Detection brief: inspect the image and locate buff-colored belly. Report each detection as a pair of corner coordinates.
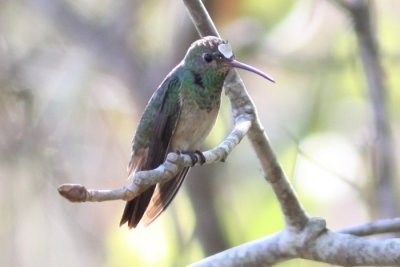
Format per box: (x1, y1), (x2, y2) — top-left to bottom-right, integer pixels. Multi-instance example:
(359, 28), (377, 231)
(169, 103), (219, 151)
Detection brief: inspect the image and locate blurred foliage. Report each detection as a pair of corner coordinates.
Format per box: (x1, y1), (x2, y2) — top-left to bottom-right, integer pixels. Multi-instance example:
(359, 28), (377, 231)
(238, 0), (296, 28)
(1, 0), (399, 267)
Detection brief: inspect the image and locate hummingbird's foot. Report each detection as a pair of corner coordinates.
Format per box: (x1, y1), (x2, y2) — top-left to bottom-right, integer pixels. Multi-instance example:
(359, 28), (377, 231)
(187, 152), (198, 167)
(177, 150), (201, 166)
(194, 150), (206, 165)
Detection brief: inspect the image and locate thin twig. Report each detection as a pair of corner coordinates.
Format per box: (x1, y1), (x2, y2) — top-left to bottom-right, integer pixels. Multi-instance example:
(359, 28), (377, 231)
(339, 217), (400, 236)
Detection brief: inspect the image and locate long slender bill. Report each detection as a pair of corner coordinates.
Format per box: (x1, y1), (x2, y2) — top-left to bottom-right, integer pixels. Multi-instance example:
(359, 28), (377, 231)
(228, 60), (275, 83)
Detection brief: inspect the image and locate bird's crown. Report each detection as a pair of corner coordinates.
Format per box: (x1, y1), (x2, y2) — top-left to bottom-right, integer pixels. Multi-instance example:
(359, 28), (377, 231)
(188, 36), (233, 60)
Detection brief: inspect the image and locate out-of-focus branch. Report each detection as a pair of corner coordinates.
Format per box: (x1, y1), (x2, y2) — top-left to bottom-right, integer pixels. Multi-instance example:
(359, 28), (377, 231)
(332, 0), (398, 217)
(339, 217), (400, 236)
(58, 120), (251, 202)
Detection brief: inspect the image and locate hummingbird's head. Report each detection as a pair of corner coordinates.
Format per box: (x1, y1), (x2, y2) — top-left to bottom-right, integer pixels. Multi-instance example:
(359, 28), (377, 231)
(184, 36), (275, 83)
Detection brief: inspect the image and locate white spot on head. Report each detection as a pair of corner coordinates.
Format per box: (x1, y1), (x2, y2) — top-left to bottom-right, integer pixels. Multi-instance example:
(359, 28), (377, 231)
(218, 43), (233, 59)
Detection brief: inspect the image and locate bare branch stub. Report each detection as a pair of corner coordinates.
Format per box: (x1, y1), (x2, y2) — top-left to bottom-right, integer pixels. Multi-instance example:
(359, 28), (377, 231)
(58, 184), (88, 202)
(57, 184), (138, 202)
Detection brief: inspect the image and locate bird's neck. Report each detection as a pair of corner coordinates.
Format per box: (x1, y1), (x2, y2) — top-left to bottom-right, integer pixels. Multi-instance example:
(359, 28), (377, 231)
(180, 68), (227, 111)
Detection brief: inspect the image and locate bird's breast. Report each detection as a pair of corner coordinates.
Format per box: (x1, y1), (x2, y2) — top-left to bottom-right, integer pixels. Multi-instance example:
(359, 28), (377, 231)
(169, 99), (219, 151)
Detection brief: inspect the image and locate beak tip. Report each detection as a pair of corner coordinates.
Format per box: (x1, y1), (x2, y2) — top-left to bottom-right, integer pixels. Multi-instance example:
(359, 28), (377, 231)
(264, 75), (275, 84)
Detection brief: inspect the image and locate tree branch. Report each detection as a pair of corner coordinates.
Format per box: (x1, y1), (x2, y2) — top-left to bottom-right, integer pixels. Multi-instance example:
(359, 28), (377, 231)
(58, 119), (251, 202)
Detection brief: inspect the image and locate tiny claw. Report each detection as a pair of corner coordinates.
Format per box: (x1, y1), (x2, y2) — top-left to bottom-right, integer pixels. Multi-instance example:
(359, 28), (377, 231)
(180, 150), (198, 167)
(58, 184), (88, 202)
(188, 153), (198, 167)
(194, 150), (206, 165)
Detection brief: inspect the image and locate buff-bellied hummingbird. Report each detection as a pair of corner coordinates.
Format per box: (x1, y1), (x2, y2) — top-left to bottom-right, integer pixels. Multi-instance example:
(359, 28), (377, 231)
(120, 36), (274, 229)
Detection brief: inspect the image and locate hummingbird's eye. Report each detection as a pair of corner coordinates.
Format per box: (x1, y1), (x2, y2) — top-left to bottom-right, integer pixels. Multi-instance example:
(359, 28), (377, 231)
(202, 53), (213, 63)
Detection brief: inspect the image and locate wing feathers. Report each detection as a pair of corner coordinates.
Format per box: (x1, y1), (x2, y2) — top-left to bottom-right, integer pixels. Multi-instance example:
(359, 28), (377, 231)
(120, 71), (185, 228)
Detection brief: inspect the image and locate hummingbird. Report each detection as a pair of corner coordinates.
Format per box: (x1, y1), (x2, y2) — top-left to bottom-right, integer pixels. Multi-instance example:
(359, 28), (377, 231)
(120, 36), (274, 229)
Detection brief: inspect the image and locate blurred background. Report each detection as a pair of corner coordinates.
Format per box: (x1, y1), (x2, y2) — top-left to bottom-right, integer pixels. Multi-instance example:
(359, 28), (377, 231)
(1, 0), (399, 266)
